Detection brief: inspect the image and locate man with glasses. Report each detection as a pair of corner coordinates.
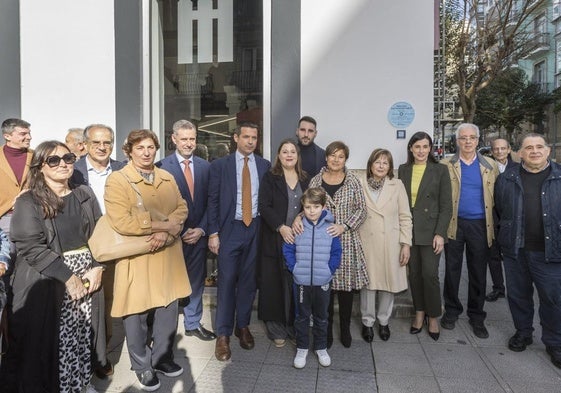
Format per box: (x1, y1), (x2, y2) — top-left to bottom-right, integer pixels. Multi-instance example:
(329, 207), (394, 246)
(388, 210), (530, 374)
(440, 123), (498, 339)
(71, 124), (124, 380)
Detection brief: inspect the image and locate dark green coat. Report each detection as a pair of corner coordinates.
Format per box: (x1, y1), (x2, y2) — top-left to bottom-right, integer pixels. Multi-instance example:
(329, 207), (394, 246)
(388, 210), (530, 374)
(398, 162), (452, 245)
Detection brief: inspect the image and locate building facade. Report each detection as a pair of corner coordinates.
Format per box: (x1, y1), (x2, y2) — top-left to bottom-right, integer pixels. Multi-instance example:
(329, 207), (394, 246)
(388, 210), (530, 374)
(0, 0), (433, 167)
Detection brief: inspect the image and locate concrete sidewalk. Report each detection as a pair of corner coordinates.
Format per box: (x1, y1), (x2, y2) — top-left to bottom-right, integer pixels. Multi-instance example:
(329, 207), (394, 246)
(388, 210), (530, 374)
(94, 264), (561, 393)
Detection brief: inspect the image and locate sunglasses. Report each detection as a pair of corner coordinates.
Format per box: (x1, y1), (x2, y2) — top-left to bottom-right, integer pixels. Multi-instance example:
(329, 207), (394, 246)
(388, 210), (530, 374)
(45, 153), (77, 168)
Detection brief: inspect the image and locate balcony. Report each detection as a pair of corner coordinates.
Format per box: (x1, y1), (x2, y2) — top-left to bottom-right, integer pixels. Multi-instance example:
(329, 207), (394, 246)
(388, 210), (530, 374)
(505, 9), (521, 33)
(522, 32), (551, 59)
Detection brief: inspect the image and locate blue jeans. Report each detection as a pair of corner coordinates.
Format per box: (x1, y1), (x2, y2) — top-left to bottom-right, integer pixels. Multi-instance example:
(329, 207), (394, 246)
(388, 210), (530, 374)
(503, 250), (561, 347)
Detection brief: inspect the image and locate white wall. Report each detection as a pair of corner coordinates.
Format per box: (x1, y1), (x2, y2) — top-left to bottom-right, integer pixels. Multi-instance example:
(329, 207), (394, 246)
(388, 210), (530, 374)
(20, 0), (116, 146)
(301, 0), (434, 169)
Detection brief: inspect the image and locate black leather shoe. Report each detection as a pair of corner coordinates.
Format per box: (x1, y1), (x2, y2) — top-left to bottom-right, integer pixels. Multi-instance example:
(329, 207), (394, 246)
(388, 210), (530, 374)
(362, 324), (374, 343)
(485, 290), (505, 302)
(136, 370), (160, 392)
(154, 361), (183, 377)
(508, 333), (533, 352)
(440, 314), (457, 330)
(469, 320), (489, 339)
(185, 325), (217, 341)
(94, 360), (114, 379)
(546, 346), (561, 369)
(378, 324), (390, 341)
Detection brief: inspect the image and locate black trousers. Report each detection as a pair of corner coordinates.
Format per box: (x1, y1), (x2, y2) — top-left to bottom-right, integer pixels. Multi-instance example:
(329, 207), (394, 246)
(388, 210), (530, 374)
(443, 218), (489, 322)
(488, 240), (505, 293)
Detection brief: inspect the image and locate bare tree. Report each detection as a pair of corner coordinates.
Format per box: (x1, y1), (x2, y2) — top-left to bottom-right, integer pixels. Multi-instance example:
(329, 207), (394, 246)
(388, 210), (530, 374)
(445, 0), (547, 123)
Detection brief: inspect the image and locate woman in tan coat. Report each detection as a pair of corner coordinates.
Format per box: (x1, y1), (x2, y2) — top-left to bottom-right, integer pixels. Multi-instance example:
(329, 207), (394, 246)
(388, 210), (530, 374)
(104, 130), (190, 391)
(358, 149), (412, 342)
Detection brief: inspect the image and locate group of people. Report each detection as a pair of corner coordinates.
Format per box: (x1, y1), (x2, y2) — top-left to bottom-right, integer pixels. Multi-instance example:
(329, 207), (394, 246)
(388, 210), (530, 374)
(0, 115), (559, 393)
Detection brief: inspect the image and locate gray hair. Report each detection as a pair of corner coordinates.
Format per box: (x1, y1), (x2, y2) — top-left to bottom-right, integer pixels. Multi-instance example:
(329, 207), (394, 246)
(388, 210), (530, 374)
(172, 119), (196, 134)
(491, 138), (510, 148)
(2, 118), (31, 135)
(455, 123), (480, 139)
(83, 124), (115, 142)
(519, 132), (549, 146)
(66, 128), (85, 142)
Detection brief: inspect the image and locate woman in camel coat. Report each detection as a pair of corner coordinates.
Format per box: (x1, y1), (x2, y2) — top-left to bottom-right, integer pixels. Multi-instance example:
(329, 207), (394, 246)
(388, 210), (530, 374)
(103, 129), (190, 390)
(358, 148), (412, 343)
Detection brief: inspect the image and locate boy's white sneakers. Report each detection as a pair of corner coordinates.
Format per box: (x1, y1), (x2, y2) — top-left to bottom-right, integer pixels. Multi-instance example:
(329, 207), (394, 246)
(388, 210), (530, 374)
(293, 348), (308, 369)
(315, 349), (331, 367)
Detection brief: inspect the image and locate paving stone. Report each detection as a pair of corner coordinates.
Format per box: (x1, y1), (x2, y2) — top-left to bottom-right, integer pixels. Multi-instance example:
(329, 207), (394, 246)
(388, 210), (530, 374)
(253, 363), (318, 393)
(437, 376), (505, 393)
(424, 344), (496, 381)
(377, 373), (440, 393)
(316, 368), (377, 393)
(373, 342), (433, 376)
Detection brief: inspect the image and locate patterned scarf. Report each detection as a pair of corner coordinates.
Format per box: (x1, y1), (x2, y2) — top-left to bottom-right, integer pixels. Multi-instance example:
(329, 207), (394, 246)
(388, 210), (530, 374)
(367, 176), (385, 191)
(137, 169), (154, 184)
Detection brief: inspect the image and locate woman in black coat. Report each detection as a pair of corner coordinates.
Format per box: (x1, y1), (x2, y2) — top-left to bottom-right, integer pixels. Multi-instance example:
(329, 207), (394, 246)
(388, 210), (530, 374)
(4, 141), (103, 393)
(257, 138), (308, 348)
(398, 132), (452, 341)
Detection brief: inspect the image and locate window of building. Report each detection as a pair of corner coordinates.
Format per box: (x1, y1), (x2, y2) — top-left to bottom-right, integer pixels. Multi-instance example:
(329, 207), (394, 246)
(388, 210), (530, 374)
(152, 0), (263, 159)
(533, 60), (547, 92)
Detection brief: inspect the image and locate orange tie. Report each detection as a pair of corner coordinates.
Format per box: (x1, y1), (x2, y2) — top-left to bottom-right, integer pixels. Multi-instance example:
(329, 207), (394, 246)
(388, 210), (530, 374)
(183, 159), (194, 200)
(242, 156), (252, 226)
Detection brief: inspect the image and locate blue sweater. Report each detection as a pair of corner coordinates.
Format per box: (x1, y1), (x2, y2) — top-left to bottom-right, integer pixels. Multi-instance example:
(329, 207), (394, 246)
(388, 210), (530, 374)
(283, 210), (342, 286)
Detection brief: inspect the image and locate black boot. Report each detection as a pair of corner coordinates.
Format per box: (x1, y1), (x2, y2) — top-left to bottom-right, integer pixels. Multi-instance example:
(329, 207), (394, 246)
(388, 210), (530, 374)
(338, 291), (354, 348)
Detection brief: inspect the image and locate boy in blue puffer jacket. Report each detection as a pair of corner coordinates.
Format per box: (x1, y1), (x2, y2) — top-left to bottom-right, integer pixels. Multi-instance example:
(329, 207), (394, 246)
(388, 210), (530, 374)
(283, 187), (342, 369)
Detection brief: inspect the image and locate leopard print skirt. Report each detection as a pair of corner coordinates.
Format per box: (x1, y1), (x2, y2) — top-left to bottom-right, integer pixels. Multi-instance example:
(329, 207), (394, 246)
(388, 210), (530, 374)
(59, 248), (93, 393)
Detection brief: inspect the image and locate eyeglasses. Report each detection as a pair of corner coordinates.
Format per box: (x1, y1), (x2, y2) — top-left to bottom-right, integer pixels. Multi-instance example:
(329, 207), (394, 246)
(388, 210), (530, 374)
(457, 136), (478, 142)
(45, 153), (77, 167)
(88, 140), (113, 148)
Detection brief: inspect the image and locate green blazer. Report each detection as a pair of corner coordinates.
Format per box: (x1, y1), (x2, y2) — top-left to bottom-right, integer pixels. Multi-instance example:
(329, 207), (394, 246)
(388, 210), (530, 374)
(398, 161), (452, 245)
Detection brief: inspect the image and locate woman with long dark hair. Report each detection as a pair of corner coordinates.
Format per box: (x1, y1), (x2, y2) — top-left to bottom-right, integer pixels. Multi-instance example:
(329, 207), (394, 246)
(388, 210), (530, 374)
(398, 132), (452, 340)
(7, 140), (102, 393)
(258, 138), (308, 347)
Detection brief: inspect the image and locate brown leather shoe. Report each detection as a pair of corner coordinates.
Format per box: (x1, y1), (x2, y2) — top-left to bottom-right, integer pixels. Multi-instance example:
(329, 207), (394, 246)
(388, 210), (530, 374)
(234, 326), (255, 350)
(215, 336), (231, 361)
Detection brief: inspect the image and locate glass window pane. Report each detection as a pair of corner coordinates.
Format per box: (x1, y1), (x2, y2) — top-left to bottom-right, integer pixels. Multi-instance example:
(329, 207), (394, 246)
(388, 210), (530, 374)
(155, 0), (263, 159)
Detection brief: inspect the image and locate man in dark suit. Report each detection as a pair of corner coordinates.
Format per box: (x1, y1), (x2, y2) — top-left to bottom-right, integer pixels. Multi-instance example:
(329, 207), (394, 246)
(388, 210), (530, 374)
(208, 122), (271, 361)
(156, 119), (216, 341)
(71, 124), (124, 379)
(486, 138), (517, 302)
(296, 116), (326, 178)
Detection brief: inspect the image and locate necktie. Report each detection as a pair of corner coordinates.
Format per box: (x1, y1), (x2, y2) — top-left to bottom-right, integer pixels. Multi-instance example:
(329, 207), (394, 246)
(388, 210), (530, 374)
(183, 159), (194, 200)
(242, 156), (252, 226)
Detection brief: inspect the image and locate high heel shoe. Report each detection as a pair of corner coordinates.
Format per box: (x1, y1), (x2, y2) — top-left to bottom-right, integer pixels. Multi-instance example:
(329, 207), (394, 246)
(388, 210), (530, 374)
(410, 315), (426, 335)
(428, 331), (440, 341)
(410, 325), (423, 334)
(427, 317), (440, 341)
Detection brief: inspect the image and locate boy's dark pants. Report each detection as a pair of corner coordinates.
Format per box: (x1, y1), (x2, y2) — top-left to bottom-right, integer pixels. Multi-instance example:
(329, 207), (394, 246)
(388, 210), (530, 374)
(294, 283), (330, 350)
